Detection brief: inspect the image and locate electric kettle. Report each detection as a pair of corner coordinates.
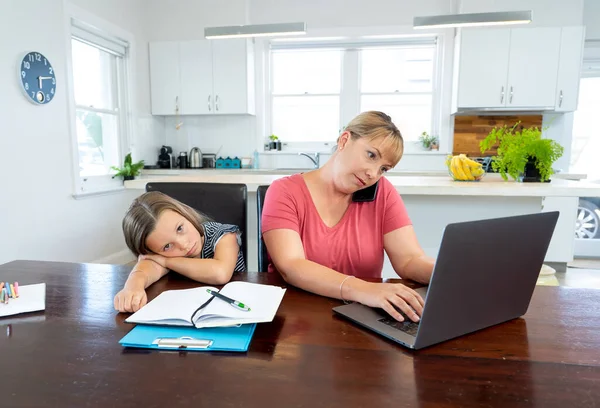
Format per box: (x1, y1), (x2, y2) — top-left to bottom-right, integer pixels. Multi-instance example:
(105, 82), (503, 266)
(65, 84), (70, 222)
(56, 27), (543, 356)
(189, 147), (203, 168)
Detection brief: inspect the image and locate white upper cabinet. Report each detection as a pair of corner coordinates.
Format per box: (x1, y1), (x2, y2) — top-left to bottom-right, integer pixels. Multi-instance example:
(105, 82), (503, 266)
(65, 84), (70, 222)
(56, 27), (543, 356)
(506, 28), (561, 109)
(453, 26), (584, 112)
(149, 42), (181, 115)
(149, 39), (255, 115)
(554, 26), (586, 112)
(456, 29), (511, 109)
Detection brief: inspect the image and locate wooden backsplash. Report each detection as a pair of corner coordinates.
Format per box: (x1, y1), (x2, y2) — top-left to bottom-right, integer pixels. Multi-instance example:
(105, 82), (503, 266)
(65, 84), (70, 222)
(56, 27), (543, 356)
(453, 115), (543, 156)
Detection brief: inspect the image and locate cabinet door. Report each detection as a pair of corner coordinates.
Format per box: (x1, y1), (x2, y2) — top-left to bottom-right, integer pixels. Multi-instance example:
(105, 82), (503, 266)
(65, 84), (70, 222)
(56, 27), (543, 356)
(555, 27), (585, 112)
(149, 42), (181, 115)
(457, 29), (510, 109)
(506, 28), (561, 108)
(180, 41), (214, 115)
(211, 39), (253, 114)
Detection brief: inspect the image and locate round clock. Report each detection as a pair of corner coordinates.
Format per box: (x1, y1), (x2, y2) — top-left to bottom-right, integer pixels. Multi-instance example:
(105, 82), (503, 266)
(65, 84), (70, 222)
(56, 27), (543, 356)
(19, 51), (56, 105)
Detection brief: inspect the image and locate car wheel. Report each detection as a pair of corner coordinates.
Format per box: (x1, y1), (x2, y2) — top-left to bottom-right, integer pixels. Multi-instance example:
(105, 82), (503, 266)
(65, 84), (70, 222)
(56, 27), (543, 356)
(575, 200), (600, 239)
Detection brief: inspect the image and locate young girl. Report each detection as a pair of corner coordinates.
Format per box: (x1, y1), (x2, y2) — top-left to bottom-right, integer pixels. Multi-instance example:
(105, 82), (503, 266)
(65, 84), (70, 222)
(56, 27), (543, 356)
(113, 191), (246, 313)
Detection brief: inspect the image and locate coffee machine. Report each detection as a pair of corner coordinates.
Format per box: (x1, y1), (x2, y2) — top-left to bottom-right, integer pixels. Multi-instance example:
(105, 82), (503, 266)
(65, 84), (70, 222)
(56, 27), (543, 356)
(157, 145), (174, 168)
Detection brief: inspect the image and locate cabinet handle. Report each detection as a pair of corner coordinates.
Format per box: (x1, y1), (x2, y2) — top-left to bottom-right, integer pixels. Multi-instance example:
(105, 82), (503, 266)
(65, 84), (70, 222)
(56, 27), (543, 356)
(175, 96), (179, 114)
(559, 90), (563, 107)
(509, 86), (513, 104)
(208, 95), (211, 111)
(500, 86), (504, 104)
(215, 95), (219, 111)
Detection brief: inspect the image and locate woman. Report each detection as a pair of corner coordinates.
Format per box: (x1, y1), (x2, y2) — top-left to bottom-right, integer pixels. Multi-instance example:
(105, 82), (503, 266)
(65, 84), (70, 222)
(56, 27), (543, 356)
(114, 191), (245, 313)
(261, 111), (434, 323)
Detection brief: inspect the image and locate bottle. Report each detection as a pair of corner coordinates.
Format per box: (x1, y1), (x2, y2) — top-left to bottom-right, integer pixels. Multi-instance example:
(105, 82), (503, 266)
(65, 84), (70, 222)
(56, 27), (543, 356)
(252, 150), (259, 169)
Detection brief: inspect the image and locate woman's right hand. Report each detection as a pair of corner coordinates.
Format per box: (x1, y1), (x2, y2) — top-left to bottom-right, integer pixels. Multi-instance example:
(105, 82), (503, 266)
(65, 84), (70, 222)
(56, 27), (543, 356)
(114, 287), (148, 313)
(354, 282), (425, 323)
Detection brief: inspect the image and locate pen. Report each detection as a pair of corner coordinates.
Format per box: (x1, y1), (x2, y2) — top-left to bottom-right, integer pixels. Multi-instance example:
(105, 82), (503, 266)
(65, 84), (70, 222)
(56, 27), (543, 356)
(206, 289), (251, 311)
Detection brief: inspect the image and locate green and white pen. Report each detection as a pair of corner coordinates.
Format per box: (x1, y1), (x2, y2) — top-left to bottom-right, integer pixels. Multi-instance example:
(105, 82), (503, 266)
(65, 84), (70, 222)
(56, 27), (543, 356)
(206, 289), (251, 311)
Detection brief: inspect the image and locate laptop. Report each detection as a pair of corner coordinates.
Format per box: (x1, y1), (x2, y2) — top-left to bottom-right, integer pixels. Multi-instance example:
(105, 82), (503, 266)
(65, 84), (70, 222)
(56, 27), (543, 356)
(333, 211), (559, 350)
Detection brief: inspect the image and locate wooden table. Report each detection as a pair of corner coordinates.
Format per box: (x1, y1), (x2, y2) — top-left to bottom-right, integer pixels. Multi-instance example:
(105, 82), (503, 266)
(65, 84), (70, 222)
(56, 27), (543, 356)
(0, 260), (599, 407)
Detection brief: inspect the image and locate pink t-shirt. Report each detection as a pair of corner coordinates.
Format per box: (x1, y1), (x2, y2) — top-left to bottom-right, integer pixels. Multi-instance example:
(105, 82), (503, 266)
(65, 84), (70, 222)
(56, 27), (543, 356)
(261, 174), (412, 278)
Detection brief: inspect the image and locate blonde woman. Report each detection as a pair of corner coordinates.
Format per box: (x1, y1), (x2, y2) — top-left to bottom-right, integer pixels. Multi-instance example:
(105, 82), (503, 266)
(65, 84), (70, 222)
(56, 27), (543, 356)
(262, 111), (434, 323)
(114, 191), (245, 313)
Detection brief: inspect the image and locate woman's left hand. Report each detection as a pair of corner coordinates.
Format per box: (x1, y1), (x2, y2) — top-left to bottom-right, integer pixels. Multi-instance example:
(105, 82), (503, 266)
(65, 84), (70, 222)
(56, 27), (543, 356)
(138, 254), (167, 268)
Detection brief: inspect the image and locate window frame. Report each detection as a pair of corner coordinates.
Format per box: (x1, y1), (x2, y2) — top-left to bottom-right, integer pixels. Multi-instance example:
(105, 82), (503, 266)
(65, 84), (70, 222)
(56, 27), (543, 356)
(64, 5), (136, 198)
(264, 30), (448, 154)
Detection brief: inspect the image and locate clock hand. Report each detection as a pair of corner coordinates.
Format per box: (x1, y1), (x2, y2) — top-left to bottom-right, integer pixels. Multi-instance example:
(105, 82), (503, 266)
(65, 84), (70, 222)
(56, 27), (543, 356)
(38, 76), (42, 89)
(39, 76), (52, 89)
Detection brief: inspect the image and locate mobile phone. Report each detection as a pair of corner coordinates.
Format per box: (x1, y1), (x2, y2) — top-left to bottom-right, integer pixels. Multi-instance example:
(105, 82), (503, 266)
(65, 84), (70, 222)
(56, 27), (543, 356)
(352, 181), (379, 202)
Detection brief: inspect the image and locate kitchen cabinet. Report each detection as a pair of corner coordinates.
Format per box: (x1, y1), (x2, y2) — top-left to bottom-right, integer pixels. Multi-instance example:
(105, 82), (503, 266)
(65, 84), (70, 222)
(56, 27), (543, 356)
(453, 26), (584, 112)
(149, 39), (255, 115)
(554, 26), (586, 112)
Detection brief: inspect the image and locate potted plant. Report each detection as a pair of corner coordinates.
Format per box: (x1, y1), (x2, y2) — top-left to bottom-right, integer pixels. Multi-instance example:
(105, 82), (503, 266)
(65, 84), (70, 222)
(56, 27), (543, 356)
(268, 134), (281, 151)
(419, 131), (438, 150)
(111, 153), (145, 181)
(479, 122), (564, 182)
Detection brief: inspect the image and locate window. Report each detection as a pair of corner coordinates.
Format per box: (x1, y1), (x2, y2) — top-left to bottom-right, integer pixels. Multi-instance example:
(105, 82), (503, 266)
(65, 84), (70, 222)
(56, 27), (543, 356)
(68, 19), (131, 194)
(570, 61), (600, 181)
(269, 37), (438, 148)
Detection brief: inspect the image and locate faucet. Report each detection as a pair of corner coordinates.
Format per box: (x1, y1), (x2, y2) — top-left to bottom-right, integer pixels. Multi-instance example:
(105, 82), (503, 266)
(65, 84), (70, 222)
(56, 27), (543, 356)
(298, 152), (320, 169)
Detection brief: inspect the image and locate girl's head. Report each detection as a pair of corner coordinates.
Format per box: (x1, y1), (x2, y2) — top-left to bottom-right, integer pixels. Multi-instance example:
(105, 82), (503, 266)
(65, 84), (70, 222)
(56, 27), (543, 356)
(123, 191), (210, 258)
(330, 111), (404, 194)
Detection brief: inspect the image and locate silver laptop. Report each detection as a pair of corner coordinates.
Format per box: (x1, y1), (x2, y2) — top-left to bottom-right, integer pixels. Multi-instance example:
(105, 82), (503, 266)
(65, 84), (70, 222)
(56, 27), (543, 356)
(333, 211), (559, 350)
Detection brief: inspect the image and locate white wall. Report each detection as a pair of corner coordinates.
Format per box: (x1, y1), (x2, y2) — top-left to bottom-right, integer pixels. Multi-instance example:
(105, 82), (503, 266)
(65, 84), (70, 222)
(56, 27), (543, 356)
(0, 0), (155, 266)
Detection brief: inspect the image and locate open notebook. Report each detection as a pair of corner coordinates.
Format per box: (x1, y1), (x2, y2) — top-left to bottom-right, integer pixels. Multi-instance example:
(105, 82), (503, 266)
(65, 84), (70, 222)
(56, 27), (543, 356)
(125, 281), (286, 328)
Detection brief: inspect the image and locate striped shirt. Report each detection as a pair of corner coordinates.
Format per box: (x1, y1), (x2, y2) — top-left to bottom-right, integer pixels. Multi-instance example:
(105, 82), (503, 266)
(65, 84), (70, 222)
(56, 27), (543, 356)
(199, 222), (246, 272)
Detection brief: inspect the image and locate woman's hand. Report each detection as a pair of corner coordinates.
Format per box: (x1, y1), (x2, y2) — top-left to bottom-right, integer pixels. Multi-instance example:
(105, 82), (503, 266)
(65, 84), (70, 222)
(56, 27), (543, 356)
(354, 282), (425, 323)
(138, 253), (167, 268)
(114, 287), (148, 313)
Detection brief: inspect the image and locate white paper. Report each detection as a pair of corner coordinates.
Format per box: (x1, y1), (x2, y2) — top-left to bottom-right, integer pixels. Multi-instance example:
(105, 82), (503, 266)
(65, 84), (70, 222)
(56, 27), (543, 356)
(194, 281), (286, 328)
(125, 286), (217, 325)
(0, 283), (46, 318)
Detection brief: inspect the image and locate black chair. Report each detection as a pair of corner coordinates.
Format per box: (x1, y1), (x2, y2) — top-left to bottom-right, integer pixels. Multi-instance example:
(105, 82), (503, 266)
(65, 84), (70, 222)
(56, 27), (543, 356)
(146, 182), (248, 265)
(256, 185), (270, 272)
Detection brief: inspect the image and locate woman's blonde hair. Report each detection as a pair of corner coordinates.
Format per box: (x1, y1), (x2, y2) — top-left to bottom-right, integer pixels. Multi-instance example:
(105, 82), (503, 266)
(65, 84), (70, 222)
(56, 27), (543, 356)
(339, 111), (404, 165)
(122, 191), (211, 256)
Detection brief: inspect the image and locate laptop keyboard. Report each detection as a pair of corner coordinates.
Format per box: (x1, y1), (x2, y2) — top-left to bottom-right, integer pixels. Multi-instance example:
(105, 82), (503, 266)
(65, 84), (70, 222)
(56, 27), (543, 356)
(376, 309), (420, 336)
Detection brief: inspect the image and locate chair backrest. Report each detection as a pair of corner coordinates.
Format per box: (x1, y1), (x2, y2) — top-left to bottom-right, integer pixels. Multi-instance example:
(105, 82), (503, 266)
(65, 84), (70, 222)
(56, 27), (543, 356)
(256, 185), (270, 272)
(145, 182), (248, 264)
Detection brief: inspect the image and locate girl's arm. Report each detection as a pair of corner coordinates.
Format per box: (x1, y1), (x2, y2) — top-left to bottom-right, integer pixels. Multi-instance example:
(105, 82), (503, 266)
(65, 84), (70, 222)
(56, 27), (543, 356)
(142, 232), (240, 285)
(114, 258), (168, 312)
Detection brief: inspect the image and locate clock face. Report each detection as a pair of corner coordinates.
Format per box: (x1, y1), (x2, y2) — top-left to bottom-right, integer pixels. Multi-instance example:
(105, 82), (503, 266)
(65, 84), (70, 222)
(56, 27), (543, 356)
(20, 51), (56, 105)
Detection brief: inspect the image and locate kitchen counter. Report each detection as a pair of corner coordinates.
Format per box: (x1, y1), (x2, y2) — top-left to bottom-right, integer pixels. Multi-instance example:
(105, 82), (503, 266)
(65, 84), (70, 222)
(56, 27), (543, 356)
(127, 171), (600, 197)
(124, 171), (598, 274)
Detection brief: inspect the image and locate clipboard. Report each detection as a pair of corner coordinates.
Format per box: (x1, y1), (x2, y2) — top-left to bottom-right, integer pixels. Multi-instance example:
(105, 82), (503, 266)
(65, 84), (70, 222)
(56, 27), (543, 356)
(119, 323), (257, 352)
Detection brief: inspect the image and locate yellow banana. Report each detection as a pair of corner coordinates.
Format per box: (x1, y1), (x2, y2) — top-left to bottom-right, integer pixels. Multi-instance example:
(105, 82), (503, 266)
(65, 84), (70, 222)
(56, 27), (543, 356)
(458, 156), (475, 180)
(451, 156), (469, 180)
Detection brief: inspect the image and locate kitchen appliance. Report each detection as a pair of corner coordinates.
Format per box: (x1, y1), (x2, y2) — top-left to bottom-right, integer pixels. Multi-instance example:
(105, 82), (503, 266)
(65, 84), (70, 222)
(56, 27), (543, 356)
(189, 147), (203, 168)
(177, 152), (188, 169)
(202, 153), (216, 168)
(157, 145), (173, 169)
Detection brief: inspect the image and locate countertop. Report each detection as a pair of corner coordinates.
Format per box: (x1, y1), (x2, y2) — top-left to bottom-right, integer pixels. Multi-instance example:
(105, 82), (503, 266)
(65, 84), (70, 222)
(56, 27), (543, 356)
(125, 170), (600, 197)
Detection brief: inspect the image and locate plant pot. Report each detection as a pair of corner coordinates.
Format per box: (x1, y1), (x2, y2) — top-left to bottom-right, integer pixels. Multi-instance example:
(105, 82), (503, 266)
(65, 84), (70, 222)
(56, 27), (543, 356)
(523, 158), (550, 183)
(275, 140), (282, 151)
(124, 175), (135, 181)
(269, 141), (277, 151)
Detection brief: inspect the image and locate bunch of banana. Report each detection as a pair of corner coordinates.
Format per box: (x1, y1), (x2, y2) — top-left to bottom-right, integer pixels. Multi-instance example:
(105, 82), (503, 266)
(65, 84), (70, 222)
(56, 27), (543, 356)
(446, 154), (485, 181)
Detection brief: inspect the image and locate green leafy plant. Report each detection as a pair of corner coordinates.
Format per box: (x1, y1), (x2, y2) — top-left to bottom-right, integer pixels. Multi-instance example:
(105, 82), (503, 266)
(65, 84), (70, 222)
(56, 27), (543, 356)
(479, 122), (564, 182)
(268, 134), (279, 141)
(111, 153), (144, 179)
(419, 131), (438, 149)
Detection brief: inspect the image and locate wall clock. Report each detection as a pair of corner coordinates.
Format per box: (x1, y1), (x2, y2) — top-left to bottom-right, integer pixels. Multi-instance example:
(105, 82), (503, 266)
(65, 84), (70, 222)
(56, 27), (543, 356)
(19, 51), (56, 105)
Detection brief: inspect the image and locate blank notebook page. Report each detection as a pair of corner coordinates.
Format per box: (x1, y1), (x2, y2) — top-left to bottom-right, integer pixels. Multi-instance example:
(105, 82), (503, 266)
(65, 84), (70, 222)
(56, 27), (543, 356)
(128, 286), (216, 324)
(0, 283), (46, 318)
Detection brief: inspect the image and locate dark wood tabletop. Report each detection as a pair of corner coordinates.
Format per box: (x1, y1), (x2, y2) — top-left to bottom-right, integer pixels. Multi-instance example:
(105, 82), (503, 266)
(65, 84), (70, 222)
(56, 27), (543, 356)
(0, 260), (599, 408)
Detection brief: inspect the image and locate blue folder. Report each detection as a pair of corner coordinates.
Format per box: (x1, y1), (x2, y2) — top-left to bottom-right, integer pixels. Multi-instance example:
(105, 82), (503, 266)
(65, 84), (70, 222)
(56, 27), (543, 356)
(119, 323), (257, 352)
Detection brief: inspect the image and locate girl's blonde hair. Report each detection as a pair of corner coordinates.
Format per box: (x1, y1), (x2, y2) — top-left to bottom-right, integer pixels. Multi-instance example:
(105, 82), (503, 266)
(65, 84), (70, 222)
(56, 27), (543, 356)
(339, 111), (404, 166)
(122, 191), (211, 256)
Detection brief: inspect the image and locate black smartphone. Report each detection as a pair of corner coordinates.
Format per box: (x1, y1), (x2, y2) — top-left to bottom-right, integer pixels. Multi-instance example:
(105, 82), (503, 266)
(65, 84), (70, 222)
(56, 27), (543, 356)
(352, 181), (379, 202)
